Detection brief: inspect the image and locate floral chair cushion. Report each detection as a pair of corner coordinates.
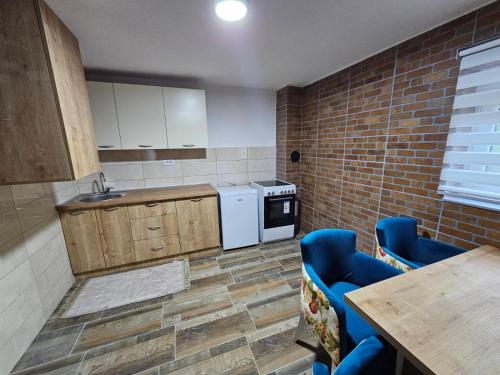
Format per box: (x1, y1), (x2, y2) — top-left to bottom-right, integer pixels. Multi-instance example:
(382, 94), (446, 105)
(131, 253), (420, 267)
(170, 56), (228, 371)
(374, 236), (413, 273)
(301, 265), (340, 365)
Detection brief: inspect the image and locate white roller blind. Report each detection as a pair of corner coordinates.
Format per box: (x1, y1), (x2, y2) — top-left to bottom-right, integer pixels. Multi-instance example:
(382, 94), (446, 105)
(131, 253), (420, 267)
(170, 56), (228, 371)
(439, 39), (500, 211)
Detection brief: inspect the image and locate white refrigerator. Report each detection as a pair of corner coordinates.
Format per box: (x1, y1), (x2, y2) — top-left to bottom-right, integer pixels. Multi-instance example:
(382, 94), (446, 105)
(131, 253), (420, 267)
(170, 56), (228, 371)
(217, 186), (259, 250)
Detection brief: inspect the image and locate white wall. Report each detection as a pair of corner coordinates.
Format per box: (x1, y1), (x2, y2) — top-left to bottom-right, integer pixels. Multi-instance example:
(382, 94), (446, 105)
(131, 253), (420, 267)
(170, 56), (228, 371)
(206, 86), (276, 147)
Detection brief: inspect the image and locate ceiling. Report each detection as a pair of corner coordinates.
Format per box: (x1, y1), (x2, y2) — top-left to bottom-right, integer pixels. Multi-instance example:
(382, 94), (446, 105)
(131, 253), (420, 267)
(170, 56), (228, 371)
(47, 0), (493, 90)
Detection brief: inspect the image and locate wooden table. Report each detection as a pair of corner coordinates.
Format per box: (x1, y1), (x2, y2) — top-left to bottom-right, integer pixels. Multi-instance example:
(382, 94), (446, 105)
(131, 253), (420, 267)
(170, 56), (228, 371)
(344, 245), (500, 375)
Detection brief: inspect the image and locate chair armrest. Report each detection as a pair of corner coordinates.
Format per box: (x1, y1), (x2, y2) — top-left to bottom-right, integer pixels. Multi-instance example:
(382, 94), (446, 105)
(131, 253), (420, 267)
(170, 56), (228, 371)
(415, 237), (465, 264)
(383, 247), (421, 269)
(350, 252), (403, 287)
(333, 336), (394, 375)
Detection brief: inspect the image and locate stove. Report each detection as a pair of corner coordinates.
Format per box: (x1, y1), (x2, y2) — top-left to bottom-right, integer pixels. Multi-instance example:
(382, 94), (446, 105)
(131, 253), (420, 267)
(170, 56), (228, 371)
(250, 180), (296, 243)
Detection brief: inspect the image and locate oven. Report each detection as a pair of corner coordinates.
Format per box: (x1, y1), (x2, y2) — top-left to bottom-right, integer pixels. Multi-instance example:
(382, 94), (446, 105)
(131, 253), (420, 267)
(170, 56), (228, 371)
(263, 194), (295, 229)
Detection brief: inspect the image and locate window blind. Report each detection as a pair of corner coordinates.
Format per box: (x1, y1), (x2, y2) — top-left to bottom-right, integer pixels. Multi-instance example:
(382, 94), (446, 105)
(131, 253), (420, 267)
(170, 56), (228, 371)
(438, 39), (500, 212)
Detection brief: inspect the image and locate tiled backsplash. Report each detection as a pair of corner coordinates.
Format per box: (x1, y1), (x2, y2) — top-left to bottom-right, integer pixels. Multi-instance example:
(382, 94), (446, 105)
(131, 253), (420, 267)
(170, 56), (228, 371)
(0, 182), (76, 374)
(78, 147), (277, 194)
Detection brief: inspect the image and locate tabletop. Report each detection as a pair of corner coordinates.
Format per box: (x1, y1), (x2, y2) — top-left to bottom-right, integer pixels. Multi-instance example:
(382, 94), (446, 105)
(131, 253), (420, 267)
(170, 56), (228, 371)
(344, 245), (500, 375)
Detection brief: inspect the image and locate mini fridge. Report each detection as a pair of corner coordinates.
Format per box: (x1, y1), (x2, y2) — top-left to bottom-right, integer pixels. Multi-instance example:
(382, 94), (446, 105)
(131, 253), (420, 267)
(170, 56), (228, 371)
(217, 186), (259, 250)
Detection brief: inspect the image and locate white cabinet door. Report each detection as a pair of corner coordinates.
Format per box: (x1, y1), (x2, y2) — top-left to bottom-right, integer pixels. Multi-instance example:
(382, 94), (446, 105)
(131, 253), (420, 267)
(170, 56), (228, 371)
(87, 81), (122, 149)
(164, 88), (208, 148)
(114, 83), (167, 149)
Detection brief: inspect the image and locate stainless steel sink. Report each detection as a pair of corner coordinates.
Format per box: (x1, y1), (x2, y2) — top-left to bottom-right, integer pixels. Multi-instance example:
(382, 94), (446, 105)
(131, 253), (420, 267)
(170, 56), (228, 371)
(76, 192), (125, 203)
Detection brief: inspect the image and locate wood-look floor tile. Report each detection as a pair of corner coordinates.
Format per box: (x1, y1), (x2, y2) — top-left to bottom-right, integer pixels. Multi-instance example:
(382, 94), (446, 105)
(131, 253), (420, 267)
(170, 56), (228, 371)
(262, 244), (300, 259)
(163, 290), (232, 322)
(160, 337), (258, 375)
(231, 261), (284, 283)
(73, 305), (163, 353)
(218, 249), (265, 269)
(228, 274), (292, 305)
(41, 312), (103, 333)
(277, 255), (302, 271)
(175, 310), (256, 359)
(100, 295), (171, 318)
(79, 327), (174, 375)
(250, 328), (315, 375)
(280, 268), (302, 290)
(12, 325), (83, 372)
(272, 353), (315, 375)
(174, 272), (233, 303)
(189, 257), (220, 279)
(247, 290), (300, 330)
(10, 353), (84, 375)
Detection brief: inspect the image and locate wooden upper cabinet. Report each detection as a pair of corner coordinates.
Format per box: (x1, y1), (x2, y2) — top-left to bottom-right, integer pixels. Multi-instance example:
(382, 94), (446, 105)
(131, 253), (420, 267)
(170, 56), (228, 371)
(176, 197), (220, 253)
(164, 88), (208, 148)
(114, 83), (168, 149)
(87, 82), (122, 150)
(0, 0), (99, 184)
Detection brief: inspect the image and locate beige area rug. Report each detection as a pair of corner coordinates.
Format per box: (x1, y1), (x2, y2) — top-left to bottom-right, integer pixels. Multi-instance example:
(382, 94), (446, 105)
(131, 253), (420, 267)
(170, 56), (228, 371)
(63, 258), (190, 318)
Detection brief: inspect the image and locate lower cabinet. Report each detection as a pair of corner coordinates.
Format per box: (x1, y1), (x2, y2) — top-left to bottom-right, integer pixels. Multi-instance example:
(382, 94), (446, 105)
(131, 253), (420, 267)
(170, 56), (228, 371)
(60, 210), (106, 274)
(176, 197), (220, 253)
(59, 196), (220, 275)
(96, 206), (135, 267)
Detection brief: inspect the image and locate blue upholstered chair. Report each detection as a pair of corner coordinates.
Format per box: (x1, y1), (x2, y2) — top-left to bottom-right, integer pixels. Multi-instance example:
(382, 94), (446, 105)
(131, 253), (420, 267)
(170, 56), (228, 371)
(375, 217), (465, 272)
(312, 335), (395, 375)
(299, 229), (402, 366)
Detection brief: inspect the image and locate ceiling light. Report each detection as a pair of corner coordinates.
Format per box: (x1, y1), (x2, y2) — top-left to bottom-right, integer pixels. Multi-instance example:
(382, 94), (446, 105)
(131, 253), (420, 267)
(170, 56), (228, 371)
(215, 0), (248, 22)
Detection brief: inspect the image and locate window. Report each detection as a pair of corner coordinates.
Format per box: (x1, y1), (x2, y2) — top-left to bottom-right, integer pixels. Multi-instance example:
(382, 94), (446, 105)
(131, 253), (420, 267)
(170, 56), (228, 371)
(439, 39), (500, 212)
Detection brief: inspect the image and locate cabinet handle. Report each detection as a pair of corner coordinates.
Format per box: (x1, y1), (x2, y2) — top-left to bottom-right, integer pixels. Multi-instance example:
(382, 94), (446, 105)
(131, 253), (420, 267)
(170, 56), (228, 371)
(69, 211), (85, 216)
(150, 246), (165, 251)
(182, 144), (195, 147)
(104, 207), (119, 212)
(147, 226), (161, 231)
(145, 203), (159, 207)
(190, 198), (202, 202)
(138, 144), (153, 148)
(98, 145), (115, 149)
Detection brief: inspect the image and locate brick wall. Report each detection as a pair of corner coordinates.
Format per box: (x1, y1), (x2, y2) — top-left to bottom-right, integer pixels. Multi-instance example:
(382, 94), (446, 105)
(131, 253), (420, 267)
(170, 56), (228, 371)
(276, 2), (500, 253)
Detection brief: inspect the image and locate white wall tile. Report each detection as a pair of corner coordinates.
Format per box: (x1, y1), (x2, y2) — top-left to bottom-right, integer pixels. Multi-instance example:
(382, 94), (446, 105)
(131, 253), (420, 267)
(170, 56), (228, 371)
(0, 260), (35, 313)
(107, 180), (145, 191)
(0, 236), (28, 280)
(217, 173), (250, 186)
(0, 210), (22, 247)
(248, 171), (277, 181)
(29, 233), (66, 279)
(15, 196), (58, 232)
(248, 146), (276, 160)
(216, 160), (248, 174)
(248, 159), (276, 172)
(183, 175), (218, 187)
(142, 162), (183, 179)
(216, 147), (248, 161)
(101, 163), (143, 181)
(22, 217), (63, 256)
(181, 161), (217, 177)
(144, 177), (184, 188)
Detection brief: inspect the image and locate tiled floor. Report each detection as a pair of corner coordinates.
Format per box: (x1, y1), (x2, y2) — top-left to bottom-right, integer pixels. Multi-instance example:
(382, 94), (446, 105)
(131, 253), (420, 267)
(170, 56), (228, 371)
(10, 240), (321, 375)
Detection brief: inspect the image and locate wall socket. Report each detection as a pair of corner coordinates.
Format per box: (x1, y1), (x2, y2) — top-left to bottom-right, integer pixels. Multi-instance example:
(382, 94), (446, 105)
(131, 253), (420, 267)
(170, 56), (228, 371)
(163, 160), (175, 166)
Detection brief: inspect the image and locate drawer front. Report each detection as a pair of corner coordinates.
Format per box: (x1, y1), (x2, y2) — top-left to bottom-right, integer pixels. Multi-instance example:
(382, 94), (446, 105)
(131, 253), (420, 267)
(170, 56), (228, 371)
(130, 214), (179, 240)
(134, 235), (180, 261)
(127, 201), (176, 219)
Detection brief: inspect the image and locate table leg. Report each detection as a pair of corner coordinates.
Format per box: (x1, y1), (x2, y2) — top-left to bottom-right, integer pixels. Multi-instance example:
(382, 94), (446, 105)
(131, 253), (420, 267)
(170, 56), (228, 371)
(395, 350), (404, 375)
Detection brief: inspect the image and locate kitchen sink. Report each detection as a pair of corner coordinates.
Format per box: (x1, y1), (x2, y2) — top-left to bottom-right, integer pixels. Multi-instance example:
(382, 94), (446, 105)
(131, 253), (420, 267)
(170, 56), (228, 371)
(76, 192), (125, 203)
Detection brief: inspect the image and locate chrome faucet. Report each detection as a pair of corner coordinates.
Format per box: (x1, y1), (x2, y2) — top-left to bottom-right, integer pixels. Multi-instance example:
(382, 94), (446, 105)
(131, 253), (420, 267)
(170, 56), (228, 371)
(97, 171), (111, 194)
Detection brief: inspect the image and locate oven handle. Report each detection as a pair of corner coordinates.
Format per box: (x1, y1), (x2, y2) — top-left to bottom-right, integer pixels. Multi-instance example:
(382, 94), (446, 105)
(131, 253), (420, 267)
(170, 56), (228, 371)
(268, 197), (294, 202)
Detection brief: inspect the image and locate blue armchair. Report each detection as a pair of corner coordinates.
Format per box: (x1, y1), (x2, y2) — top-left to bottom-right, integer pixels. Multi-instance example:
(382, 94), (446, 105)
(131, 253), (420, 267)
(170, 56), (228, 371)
(375, 217), (465, 272)
(312, 335), (395, 375)
(299, 229), (402, 365)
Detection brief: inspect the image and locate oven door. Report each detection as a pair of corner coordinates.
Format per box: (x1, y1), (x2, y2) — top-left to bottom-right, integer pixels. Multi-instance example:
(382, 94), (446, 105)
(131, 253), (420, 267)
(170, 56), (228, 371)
(264, 194), (295, 229)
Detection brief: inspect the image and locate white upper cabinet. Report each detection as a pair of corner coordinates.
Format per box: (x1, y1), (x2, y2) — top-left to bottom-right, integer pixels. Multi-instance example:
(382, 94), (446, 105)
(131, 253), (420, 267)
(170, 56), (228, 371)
(164, 88), (208, 148)
(87, 81), (122, 149)
(113, 83), (168, 149)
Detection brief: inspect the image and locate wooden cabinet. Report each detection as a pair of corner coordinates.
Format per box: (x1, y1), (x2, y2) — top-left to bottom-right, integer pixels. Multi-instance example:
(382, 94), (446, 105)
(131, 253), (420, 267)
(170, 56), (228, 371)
(134, 235), (181, 262)
(87, 82), (122, 150)
(176, 197), (220, 253)
(130, 214), (179, 240)
(0, 0), (99, 184)
(164, 88), (208, 148)
(128, 201), (176, 219)
(96, 207), (135, 267)
(114, 83), (168, 149)
(60, 210), (105, 274)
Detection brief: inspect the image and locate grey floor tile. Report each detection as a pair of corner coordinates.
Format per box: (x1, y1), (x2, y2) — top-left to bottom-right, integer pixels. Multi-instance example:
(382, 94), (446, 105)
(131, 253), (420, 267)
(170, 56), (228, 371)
(12, 325), (84, 372)
(218, 249), (265, 269)
(231, 261), (284, 283)
(174, 272), (234, 303)
(176, 310), (255, 359)
(163, 290), (232, 322)
(10, 353), (84, 375)
(100, 295), (171, 319)
(160, 337), (258, 375)
(277, 255), (302, 271)
(228, 274), (292, 305)
(247, 290), (301, 330)
(41, 312), (103, 334)
(189, 257), (221, 279)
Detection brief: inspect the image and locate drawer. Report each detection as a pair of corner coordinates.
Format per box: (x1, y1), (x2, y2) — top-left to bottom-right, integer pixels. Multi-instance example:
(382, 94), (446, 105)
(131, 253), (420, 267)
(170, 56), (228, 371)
(134, 235), (180, 261)
(127, 201), (176, 219)
(130, 214), (179, 240)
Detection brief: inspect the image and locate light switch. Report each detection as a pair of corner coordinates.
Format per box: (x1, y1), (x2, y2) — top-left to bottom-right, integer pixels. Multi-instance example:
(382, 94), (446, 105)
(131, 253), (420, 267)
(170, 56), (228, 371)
(163, 160), (175, 166)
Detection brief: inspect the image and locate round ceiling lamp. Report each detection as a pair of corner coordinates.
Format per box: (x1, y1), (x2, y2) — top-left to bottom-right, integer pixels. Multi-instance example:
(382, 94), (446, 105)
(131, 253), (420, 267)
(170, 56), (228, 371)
(215, 0), (248, 22)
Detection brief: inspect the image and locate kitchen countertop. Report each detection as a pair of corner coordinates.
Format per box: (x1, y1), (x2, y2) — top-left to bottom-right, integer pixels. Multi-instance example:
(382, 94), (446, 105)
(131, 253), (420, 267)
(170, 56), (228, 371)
(57, 184), (218, 211)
